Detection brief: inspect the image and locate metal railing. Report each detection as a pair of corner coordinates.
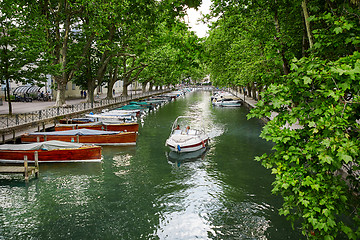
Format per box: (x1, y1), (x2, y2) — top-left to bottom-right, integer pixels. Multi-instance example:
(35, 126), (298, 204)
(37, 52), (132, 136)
(0, 90), (168, 130)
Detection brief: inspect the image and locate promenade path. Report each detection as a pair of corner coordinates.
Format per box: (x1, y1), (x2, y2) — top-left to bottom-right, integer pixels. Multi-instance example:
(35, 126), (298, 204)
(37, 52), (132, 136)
(0, 94), (106, 115)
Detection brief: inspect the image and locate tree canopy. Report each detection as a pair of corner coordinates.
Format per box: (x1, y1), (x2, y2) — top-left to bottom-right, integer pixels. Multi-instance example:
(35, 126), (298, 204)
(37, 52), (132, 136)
(0, 0), (205, 108)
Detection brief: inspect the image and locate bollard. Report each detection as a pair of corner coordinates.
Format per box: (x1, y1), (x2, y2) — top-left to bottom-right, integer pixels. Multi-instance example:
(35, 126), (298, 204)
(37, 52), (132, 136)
(34, 151), (39, 177)
(24, 155), (28, 181)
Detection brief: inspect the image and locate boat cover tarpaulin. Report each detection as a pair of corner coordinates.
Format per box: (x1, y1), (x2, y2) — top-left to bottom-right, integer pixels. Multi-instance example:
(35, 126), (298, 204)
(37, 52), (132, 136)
(56, 122), (134, 127)
(0, 140), (84, 150)
(56, 122), (103, 127)
(28, 129), (120, 136)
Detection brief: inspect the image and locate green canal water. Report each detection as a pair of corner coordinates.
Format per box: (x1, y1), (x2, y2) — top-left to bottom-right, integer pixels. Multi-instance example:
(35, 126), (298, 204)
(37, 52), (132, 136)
(0, 91), (304, 239)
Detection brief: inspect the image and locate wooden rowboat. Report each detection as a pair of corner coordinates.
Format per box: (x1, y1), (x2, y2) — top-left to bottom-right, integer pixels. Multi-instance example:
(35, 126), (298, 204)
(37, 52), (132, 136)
(0, 141), (102, 163)
(55, 122), (139, 132)
(21, 129), (137, 146)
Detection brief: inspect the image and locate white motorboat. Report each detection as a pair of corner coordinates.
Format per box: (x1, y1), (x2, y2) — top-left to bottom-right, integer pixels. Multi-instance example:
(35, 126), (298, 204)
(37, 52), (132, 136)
(212, 97), (242, 107)
(85, 113), (136, 123)
(165, 116), (209, 153)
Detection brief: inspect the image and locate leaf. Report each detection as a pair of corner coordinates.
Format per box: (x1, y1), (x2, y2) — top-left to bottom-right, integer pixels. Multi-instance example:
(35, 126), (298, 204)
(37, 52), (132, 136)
(337, 152), (353, 164)
(334, 27), (343, 34)
(311, 184), (320, 191)
(342, 155), (352, 164)
(308, 121), (316, 127)
(320, 155), (333, 164)
(324, 235), (333, 240)
(303, 76), (312, 84)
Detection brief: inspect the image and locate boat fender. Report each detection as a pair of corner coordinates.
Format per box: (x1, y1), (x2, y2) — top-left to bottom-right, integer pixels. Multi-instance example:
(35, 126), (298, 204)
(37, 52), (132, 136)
(177, 145), (181, 152)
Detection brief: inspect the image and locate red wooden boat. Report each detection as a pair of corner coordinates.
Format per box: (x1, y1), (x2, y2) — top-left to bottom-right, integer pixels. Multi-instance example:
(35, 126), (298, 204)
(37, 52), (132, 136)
(21, 129), (137, 146)
(0, 141), (102, 163)
(54, 122), (139, 132)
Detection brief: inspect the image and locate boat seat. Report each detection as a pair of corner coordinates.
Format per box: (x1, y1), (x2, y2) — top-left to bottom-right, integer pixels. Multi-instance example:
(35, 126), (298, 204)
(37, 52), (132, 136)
(188, 130), (196, 135)
(173, 130), (182, 135)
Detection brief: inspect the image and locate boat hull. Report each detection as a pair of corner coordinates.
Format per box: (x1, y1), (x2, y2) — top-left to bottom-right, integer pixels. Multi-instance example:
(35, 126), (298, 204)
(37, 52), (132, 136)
(55, 123), (139, 132)
(167, 147), (208, 162)
(166, 137), (209, 153)
(213, 100), (242, 107)
(0, 145), (102, 163)
(21, 132), (137, 146)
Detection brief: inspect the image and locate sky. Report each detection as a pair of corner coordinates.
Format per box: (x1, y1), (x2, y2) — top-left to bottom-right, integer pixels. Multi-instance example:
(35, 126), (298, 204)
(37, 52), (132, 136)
(186, 0), (212, 38)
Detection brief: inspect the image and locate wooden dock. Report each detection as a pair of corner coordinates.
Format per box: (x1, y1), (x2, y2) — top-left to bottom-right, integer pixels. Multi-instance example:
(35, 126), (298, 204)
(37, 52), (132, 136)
(0, 155), (39, 181)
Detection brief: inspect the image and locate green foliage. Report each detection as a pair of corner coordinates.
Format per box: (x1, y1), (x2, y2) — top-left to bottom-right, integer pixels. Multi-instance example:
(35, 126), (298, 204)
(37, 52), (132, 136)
(0, 1), (49, 85)
(206, 0), (360, 238)
(138, 20), (204, 87)
(249, 53), (360, 238)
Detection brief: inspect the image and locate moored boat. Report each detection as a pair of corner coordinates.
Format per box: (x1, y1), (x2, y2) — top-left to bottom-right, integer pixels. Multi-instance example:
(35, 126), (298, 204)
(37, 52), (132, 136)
(0, 141), (102, 163)
(55, 121), (139, 132)
(212, 97), (242, 107)
(59, 118), (95, 124)
(84, 113), (136, 123)
(165, 116), (209, 153)
(21, 129), (137, 146)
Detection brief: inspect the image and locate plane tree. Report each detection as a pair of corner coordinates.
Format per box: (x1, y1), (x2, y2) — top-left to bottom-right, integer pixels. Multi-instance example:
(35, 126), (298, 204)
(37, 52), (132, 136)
(0, 1), (50, 114)
(36, 0), (106, 106)
(136, 19), (205, 90)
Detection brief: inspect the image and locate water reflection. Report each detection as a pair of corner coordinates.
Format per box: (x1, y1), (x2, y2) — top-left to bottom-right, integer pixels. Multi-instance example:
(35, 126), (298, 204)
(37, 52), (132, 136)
(166, 147), (209, 167)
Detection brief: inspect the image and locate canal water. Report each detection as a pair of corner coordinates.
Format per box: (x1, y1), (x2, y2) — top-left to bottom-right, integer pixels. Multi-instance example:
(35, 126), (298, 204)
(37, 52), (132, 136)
(0, 91), (304, 239)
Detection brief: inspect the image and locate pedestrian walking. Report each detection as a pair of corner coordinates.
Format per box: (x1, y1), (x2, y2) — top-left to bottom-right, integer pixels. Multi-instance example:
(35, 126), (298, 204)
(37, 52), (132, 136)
(80, 90), (83, 98)
(83, 91), (87, 99)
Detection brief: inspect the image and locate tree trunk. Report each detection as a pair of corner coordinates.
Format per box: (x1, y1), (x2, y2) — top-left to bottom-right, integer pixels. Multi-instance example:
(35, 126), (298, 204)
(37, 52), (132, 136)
(107, 81), (116, 99)
(149, 82), (154, 92)
(55, 79), (67, 106)
(87, 80), (96, 103)
(142, 82), (148, 93)
(246, 84), (251, 97)
(122, 75), (130, 96)
(5, 79), (12, 115)
(251, 82), (257, 100)
(273, 3), (290, 75)
(106, 65), (118, 99)
(301, 0), (314, 49)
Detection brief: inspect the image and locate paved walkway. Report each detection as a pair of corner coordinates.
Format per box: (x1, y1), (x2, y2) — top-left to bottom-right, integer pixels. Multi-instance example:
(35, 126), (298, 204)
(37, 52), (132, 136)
(0, 93), (110, 115)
